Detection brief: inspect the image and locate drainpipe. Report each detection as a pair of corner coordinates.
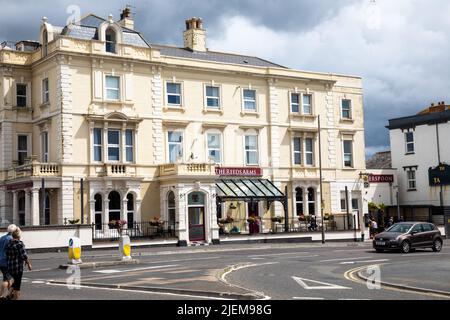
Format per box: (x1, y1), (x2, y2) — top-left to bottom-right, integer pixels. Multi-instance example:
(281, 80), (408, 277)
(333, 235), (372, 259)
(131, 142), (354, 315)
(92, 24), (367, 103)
(436, 124), (444, 207)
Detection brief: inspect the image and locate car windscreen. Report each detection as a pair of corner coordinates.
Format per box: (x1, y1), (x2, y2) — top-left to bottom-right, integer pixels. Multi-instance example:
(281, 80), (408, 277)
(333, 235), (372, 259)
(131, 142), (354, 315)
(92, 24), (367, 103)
(386, 224), (414, 233)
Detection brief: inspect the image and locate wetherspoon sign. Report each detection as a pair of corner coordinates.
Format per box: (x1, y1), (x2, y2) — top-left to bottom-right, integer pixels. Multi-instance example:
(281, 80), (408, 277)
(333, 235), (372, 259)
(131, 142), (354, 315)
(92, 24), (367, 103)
(215, 167), (263, 177)
(368, 175), (394, 183)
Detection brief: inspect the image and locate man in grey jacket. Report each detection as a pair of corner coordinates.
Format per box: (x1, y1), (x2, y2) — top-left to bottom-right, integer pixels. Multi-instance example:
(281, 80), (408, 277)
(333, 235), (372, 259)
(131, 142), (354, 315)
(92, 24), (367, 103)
(0, 224), (17, 300)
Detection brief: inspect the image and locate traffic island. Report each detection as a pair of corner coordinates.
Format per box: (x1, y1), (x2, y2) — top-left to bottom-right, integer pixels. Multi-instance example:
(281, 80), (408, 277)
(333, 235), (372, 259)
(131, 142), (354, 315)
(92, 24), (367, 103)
(59, 259), (139, 270)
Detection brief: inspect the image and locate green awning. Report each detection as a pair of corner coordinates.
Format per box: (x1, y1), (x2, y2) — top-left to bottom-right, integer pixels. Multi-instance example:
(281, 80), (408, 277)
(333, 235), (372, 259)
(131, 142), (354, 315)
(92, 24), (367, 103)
(216, 179), (284, 202)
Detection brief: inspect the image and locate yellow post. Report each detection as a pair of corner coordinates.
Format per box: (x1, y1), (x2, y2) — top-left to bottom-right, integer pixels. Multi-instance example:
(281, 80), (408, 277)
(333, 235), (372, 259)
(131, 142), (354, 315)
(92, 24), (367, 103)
(68, 237), (82, 264)
(119, 235), (132, 261)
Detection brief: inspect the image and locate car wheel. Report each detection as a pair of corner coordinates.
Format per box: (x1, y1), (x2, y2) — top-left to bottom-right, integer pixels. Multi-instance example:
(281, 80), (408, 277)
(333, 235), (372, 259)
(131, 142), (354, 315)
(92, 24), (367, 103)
(400, 241), (411, 254)
(432, 239), (442, 252)
(375, 249), (384, 253)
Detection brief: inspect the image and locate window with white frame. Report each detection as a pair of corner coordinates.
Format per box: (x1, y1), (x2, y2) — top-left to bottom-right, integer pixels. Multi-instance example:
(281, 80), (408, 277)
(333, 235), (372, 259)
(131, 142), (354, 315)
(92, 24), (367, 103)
(16, 84), (27, 107)
(293, 137), (302, 165)
(125, 130), (134, 163)
(93, 128), (103, 162)
(42, 78), (49, 104)
(105, 76), (120, 100)
(41, 132), (49, 163)
(343, 140), (353, 168)
(205, 86), (220, 109)
(105, 28), (117, 53)
(405, 132), (415, 154)
(167, 82), (182, 106)
(342, 99), (352, 119)
(407, 169), (417, 190)
(107, 130), (120, 162)
(207, 133), (221, 164)
(305, 138), (314, 166)
(243, 89), (256, 111)
(17, 135), (28, 166)
(245, 134), (259, 165)
(168, 131), (183, 163)
(291, 93), (300, 113)
(303, 94), (312, 115)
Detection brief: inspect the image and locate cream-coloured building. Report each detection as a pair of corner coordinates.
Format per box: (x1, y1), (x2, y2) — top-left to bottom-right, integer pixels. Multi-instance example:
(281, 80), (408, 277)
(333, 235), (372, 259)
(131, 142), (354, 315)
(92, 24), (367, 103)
(0, 9), (367, 245)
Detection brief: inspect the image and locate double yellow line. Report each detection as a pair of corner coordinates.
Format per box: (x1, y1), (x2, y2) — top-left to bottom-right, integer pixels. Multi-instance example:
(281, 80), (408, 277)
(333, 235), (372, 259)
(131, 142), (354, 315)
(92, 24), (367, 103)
(344, 264), (450, 299)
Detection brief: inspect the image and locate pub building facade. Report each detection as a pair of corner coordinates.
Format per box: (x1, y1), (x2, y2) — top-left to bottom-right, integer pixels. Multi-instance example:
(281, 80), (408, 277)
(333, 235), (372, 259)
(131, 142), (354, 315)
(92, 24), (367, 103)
(0, 9), (368, 245)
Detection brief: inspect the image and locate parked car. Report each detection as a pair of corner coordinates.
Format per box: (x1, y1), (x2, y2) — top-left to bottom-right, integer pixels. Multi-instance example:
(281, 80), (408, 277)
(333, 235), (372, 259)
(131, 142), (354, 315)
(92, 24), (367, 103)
(373, 222), (443, 253)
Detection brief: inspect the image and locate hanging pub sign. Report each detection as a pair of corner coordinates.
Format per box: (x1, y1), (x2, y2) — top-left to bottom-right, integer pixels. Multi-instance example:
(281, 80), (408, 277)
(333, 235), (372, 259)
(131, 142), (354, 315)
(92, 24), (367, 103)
(429, 163), (450, 186)
(215, 167), (263, 177)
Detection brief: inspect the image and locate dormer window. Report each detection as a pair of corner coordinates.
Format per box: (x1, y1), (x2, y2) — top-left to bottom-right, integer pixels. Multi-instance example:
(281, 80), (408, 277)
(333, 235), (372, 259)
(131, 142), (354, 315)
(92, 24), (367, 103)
(105, 28), (117, 53)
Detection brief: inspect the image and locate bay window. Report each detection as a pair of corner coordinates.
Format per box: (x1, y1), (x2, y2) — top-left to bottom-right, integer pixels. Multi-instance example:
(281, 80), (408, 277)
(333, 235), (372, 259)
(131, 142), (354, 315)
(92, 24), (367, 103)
(93, 128), (103, 162)
(108, 130), (120, 162)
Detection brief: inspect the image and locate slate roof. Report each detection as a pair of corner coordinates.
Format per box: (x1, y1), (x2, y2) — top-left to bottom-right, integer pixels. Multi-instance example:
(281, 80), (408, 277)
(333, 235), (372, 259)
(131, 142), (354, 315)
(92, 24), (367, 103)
(153, 45), (286, 68)
(387, 109), (450, 130)
(58, 14), (284, 68)
(366, 151), (392, 169)
(60, 14), (150, 48)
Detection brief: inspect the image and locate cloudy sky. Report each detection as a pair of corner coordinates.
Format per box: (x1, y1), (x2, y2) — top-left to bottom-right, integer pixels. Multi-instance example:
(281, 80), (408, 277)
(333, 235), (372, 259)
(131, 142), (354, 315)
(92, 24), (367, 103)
(1, 0), (449, 157)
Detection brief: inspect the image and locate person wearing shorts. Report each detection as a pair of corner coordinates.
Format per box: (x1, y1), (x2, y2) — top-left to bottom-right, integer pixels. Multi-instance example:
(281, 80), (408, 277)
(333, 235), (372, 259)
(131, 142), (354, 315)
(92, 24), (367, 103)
(5, 228), (32, 300)
(0, 224), (17, 300)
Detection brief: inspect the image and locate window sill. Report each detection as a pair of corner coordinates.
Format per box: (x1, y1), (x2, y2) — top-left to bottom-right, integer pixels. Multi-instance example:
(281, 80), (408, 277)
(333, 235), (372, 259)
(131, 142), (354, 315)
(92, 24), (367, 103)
(203, 108), (224, 115)
(240, 111), (260, 117)
(405, 152), (415, 156)
(39, 102), (50, 108)
(164, 105), (186, 113)
(12, 106), (32, 111)
(290, 114), (317, 120)
(342, 167), (356, 170)
(340, 118), (355, 123)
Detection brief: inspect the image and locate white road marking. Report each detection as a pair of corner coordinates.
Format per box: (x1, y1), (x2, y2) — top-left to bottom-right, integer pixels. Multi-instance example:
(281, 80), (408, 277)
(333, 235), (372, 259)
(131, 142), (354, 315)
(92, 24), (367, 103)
(292, 276), (352, 290)
(339, 298), (371, 300)
(340, 259), (389, 265)
(293, 297), (325, 300)
(44, 282), (231, 300)
(248, 252), (309, 258)
(93, 265), (179, 274)
(31, 281), (46, 284)
(319, 256), (372, 263)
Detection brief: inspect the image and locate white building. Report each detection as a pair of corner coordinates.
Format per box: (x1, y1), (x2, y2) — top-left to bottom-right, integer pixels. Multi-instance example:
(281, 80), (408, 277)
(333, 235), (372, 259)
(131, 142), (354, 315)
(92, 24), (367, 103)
(387, 102), (450, 230)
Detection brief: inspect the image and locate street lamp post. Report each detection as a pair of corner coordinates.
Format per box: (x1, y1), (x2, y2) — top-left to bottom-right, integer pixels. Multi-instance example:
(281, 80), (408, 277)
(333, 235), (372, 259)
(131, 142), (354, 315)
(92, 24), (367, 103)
(318, 115), (325, 244)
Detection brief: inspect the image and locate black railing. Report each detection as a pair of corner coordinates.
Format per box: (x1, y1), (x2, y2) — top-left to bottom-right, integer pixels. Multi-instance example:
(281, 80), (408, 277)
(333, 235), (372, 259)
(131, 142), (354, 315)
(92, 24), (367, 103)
(218, 215), (357, 236)
(92, 221), (176, 241)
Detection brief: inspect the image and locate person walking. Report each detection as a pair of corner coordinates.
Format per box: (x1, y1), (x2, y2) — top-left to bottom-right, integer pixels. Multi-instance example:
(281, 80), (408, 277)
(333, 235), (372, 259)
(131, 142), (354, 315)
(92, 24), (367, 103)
(5, 228), (32, 300)
(0, 224), (17, 300)
(370, 219), (378, 239)
(386, 217), (394, 228)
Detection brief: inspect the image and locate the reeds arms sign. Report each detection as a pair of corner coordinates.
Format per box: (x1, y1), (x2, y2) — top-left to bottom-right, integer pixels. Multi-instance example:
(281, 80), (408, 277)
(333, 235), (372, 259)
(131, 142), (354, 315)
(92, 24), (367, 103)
(429, 163), (450, 186)
(215, 167), (262, 177)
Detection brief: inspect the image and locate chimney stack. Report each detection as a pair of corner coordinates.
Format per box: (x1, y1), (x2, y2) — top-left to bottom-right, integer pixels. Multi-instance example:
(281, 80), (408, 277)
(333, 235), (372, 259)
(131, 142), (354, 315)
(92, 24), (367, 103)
(183, 17), (207, 52)
(118, 5), (134, 30)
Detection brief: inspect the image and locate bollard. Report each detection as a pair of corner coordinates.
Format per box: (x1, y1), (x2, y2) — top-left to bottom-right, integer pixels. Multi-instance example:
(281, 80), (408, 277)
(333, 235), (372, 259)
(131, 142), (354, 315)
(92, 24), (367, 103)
(119, 235), (132, 261)
(68, 237), (82, 265)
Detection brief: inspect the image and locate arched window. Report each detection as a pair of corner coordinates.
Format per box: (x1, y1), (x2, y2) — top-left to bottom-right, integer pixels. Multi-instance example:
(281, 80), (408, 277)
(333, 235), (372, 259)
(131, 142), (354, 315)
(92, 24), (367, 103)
(105, 28), (116, 53)
(167, 191), (176, 228)
(127, 193), (134, 228)
(108, 191), (121, 222)
(94, 194), (103, 230)
(295, 187), (304, 216)
(307, 187), (315, 216)
(43, 30), (48, 57)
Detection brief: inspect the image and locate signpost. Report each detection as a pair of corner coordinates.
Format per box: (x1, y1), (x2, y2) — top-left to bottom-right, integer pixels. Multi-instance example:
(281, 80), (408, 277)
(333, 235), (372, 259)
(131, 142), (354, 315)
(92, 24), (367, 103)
(368, 175), (394, 183)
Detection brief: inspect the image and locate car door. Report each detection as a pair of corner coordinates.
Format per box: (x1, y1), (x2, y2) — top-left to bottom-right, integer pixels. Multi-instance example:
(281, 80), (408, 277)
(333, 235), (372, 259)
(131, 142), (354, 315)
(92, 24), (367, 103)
(421, 223), (436, 246)
(410, 224), (425, 247)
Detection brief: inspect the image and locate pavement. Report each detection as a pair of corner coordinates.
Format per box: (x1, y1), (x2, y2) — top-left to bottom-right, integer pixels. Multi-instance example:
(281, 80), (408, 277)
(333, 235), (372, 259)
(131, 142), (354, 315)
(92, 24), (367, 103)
(15, 240), (450, 300)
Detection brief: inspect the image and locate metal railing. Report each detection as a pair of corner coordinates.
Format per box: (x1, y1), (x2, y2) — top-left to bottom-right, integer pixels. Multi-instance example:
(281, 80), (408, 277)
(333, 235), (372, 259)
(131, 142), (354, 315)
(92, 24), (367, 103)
(218, 215), (357, 236)
(92, 221), (176, 241)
